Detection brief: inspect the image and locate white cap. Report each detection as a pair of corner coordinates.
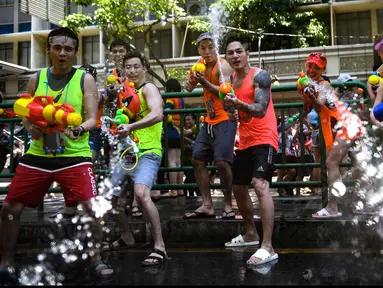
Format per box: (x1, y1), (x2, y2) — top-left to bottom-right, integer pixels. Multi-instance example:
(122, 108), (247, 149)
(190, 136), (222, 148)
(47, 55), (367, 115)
(337, 73), (357, 83)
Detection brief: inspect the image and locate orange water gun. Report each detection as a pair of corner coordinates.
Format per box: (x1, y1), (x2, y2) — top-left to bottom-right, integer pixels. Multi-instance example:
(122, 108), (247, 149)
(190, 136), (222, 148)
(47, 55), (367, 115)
(13, 94), (82, 135)
(119, 81), (141, 121)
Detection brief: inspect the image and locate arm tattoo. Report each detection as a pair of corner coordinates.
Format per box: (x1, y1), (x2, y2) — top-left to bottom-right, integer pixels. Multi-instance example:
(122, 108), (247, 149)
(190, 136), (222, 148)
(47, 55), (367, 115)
(237, 70), (271, 118)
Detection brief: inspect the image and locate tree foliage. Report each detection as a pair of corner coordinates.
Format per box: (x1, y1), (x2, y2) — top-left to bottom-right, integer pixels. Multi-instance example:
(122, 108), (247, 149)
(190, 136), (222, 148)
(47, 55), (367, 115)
(189, 0), (329, 53)
(60, 0), (186, 85)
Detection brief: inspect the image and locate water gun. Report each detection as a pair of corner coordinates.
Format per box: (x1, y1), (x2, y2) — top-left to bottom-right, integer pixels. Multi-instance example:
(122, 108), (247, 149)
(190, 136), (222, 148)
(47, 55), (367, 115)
(120, 81), (141, 121)
(368, 72), (383, 94)
(189, 60), (206, 85)
(106, 74), (125, 101)
(297, 72), (315, 111)
(297, 72), (315, 96)
(287, 113), (299, 124)
(218, 82), (235, 113)
(373, 102), (383, 122)
(0, 108), (17, 118)
(13, 94), (82, 135)
(114, 109), (130, 125)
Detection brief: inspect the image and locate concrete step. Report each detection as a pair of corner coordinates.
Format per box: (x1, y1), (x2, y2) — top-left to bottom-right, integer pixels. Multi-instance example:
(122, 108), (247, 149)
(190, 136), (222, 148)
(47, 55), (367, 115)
(8, 196), (383, 250)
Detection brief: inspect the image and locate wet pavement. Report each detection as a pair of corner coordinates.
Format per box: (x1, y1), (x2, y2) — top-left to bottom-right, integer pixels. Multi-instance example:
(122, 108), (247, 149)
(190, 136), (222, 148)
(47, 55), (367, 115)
(13, 246), (383, 285)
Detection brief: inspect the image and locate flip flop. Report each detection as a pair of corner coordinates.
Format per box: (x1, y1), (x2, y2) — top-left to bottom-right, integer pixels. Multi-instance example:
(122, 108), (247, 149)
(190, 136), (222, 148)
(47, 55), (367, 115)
(312, 208), (342, 218)
(221, 210), (236, 219)
(102, 238), (136, 251)
(183, 211), (216, 219)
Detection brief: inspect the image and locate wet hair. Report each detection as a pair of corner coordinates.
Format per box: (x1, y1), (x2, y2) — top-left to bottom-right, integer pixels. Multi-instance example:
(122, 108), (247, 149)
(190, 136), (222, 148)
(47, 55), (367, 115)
(322, 74), (330, 82)
(122, 50), (146, 67)
(79, 64), (97, 80)
(109, 39), (129, 52)
(223, 33), (251, 52)
(47, 27), (79, 52)
(165, 78), (181, 93)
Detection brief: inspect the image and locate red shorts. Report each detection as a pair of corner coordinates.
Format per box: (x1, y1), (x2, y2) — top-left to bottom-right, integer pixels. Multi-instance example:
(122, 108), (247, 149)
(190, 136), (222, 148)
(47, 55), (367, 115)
(5, 163), (98, 208)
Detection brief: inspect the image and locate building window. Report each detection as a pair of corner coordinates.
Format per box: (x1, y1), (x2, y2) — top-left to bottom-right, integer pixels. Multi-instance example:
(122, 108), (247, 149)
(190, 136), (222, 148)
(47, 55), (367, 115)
(18, 41), (31, 68)
(183, 29), (200, 57)
(83, 35), (99, 65)
(0, 43), (13, 63)
(378, 10), (383, 34)
(0, 24), (14, 35)
(151, 29), (172, 59)
(336, 11), (371, 45)
(0, 0), (14, 5)
(19, 22), (31, 32)
(130, 32), (145, 52)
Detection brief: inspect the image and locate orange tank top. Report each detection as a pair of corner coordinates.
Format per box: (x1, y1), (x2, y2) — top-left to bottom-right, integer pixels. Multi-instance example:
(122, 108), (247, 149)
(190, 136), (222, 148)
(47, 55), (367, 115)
(233, 67), (278, 151)
(316, 80), (354, 151)
(189, 58), (228, 125)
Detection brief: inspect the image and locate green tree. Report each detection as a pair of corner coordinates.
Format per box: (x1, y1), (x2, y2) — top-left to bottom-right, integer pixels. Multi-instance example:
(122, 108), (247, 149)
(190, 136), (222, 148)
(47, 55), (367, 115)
(60, 0), (186, 86)
(189, 0), (329, 52)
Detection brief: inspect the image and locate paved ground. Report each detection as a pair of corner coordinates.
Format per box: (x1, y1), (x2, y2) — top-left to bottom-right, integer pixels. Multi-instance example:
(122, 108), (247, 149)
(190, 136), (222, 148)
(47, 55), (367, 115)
(12, 246), (383, 285)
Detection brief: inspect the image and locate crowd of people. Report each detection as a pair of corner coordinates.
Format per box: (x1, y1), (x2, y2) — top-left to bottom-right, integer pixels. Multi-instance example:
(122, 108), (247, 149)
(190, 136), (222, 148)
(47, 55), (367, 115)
(0, 26), (379, 284)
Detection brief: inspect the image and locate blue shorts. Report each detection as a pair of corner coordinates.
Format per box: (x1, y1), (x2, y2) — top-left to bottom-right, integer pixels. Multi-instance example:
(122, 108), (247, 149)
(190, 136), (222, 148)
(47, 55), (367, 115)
(89, 128), (102, 152)
(311, 130), (319, 148)
(111, 152), (162, 197)
(192, 120), (237, 164)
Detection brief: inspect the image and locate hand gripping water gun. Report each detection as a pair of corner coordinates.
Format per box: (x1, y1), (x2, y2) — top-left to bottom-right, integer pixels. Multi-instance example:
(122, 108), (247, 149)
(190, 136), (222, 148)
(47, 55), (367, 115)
(189, 60), (206, 85)
(13, 94), (82, 134)
(368, 72), (383, 95)
(120, 81), (141, 121)
(297, 72), (316, 112)
(218, 82), (235, 112)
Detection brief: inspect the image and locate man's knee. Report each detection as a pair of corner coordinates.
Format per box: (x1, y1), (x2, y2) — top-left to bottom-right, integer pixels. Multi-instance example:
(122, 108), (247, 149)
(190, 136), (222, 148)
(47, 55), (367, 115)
(215, 161), (230, 171)
(134, 185), (151, 203)
(0, 202), (23, 221)
(192, 158), (204, 167)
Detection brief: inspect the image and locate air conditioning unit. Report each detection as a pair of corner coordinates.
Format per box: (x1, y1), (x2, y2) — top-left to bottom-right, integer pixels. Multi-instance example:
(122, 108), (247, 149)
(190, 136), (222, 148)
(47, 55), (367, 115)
(186, 0), (208, 16)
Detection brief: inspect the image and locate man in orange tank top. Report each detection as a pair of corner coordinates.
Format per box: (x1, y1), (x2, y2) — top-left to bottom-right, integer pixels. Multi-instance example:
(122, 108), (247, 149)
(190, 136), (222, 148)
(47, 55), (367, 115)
(223, 35), (279, 266)
(300, 52), (363, 219)
(183, 32), (237, 219)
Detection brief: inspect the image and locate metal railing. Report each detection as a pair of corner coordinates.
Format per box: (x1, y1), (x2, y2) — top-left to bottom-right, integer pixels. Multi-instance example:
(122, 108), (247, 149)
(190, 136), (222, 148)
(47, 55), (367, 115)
(0, 81), (373, 211)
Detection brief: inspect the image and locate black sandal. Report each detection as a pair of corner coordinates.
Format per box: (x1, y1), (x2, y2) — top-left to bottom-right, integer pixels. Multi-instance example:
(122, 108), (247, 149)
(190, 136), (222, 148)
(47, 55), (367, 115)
(90, 259), (114, 279)
(132, 206), (143, 218)
(142, 248), (167, 266)
(101, 238), (136, 251)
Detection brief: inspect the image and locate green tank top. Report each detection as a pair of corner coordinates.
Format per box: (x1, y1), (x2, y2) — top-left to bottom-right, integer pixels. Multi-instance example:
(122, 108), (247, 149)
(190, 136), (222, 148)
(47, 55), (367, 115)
(26, 67), (91, 158)
(133, 85), (162, 158)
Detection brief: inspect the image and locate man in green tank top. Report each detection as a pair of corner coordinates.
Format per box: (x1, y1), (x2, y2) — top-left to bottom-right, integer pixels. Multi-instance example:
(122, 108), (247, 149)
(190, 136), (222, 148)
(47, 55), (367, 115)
(104, 51), (167, 266)
(0, 28), (113, 284)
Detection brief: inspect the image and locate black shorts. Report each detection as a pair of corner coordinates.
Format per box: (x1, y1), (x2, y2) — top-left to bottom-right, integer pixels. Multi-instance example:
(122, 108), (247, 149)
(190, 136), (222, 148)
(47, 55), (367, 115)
(232, 145), (276, 185)
(274, 154), (297, 164)
(192, 120), (237, 164)
(167, 138), (181, 149)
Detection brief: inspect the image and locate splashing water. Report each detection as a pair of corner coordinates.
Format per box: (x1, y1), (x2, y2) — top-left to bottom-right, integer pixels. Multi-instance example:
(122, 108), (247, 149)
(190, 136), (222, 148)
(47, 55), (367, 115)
(208, 4), (226, 85)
